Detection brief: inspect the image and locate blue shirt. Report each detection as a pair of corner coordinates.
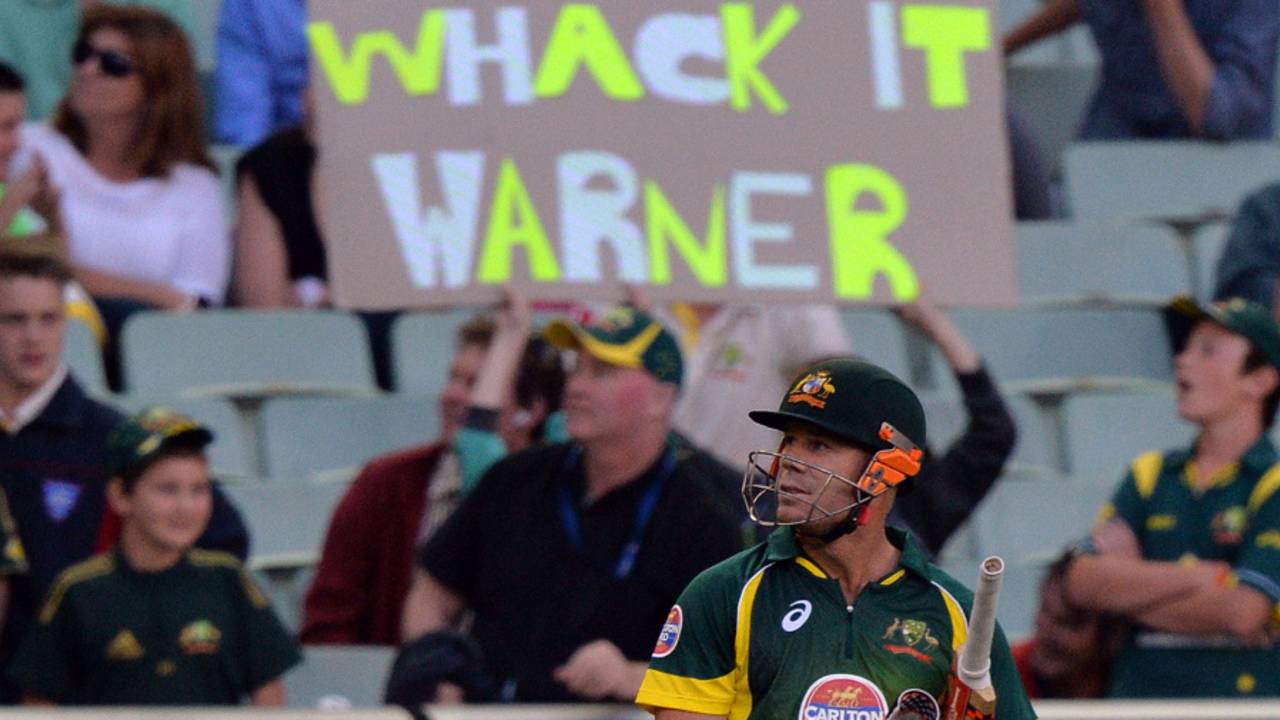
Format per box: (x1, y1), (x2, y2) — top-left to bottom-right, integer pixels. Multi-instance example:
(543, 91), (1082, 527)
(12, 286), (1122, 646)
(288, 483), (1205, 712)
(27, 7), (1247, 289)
(1080, 0), (1279, 140)
(213, 0), (308, 148)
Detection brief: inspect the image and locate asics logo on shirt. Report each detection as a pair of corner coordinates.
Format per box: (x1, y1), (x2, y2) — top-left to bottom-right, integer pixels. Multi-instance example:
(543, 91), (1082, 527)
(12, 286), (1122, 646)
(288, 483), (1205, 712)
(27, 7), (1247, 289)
(781, 600), (812, 632)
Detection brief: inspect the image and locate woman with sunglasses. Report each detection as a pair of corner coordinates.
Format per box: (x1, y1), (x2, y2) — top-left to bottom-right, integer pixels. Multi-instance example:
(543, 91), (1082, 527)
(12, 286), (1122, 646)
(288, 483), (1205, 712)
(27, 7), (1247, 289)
(17, 5), (227, 329)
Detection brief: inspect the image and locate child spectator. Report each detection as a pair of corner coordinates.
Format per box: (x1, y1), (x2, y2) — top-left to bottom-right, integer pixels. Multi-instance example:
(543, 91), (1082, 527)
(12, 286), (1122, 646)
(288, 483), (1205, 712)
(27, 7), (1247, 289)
(7, 408), (299, 705)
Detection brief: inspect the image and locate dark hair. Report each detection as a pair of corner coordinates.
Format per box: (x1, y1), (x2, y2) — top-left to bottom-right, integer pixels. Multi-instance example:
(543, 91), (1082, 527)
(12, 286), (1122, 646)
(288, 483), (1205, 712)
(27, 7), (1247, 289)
(1242, 347), (1280, 430)
(117, 435), (208, 493)
(0, 62), (24, 93)
(0, 248), (72, 285)
(53, 4), (212, 177)
(456, 315), (566, 441)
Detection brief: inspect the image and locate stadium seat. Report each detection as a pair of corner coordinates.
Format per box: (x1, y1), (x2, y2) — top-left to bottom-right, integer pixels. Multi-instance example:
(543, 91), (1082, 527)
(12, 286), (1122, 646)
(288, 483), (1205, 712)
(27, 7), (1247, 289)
(839, 309), (911, 384)
(1192, 221), (1232, 303)
(391, 309), (481, 395)
(915, 392), (1057, 471)
(286, 646), (397, 709)
(224, 480), (350, 632)
(1064, 141), (1280, 222)
(260, 395), (436, 479)
(965, 470), (1111, 564)
(121, 311), (377, 400)
(222, 479), (348, 570)
(949, 307), (1173, 390)
(1061, 387), (1192, 479)
(65, 317), (108, 398)
(1016, 221), (1190, 305)
(113, 396), (254, 480)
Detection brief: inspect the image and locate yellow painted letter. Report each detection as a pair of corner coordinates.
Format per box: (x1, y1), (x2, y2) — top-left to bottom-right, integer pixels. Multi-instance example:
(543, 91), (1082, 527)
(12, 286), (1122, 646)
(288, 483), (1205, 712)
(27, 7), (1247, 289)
(825, 164), (919, 301)
(901, 5), (991, 108)
(534, 4), (644, 101)
(477, 158), (562, 283)
(646, 182), (727, 287)
(721, 3), (800, 114)
(307, 11), (447, 105)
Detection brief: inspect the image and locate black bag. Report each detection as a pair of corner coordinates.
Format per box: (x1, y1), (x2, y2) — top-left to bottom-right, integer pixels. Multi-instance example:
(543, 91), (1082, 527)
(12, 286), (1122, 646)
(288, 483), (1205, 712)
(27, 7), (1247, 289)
(383, 630), (497, 712)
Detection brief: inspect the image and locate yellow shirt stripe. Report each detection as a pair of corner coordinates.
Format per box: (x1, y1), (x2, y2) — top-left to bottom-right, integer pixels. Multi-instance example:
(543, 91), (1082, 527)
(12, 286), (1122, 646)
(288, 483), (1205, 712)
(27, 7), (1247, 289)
(1248, 463), (1280, 515)
(636, 668), (735, 716)
(932, 581), (969, 653)
(1133, 450), (1164, 500)
(40, 555), (115, 624)
(730, 564), (772, 720)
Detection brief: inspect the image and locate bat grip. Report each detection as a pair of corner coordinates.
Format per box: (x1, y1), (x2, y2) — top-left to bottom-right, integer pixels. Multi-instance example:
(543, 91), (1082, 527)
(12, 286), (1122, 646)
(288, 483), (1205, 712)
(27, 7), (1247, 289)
(958, 556), (1004, 684)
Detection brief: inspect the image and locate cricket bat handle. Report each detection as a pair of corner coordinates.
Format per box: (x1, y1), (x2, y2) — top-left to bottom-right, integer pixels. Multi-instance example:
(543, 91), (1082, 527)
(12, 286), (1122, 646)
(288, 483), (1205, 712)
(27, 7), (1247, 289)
(942, 556), (1004, 720)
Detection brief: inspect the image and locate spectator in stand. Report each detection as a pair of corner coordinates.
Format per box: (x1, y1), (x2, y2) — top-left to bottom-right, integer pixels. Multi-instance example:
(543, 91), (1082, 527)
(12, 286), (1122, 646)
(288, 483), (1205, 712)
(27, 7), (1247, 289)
(301, 294), (566, 645)
(0, 249), (247, 704)
(7, 407), (299, 706)
(1004, 1), (1279, 140)
(16, 4), (228, 341)
(1066, 297), (1280, 697)
(399, 307), (741, 704)
(231, 105), (326, 309)
(0, 1), (201, 123)
(887, 297), (1018, 557)
(1214, 183), (1280, 317)
(0, 63), (37, 236)
(1012, 550), (1122, 698)
(213, 0), (307, 148)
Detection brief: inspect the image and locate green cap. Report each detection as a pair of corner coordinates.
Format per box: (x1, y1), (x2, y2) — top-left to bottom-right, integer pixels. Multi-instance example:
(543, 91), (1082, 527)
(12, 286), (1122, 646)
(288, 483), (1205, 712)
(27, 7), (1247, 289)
(545, 306), (683, 386)
(1166, 296), (1280, 370)
(749, 357), (926, 450)
(106, 407), (213, 478)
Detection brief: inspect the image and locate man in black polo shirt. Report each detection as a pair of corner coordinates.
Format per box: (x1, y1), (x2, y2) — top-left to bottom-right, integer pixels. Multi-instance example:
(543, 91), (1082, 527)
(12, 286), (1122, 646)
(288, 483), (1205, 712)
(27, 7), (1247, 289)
(400, 306), (742, 704)
(0, 250), (247, 702)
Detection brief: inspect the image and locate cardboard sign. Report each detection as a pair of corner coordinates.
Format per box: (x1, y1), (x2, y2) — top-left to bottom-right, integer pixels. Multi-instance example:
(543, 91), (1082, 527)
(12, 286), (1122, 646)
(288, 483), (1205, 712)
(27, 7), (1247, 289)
(308, 0), (1014, 309)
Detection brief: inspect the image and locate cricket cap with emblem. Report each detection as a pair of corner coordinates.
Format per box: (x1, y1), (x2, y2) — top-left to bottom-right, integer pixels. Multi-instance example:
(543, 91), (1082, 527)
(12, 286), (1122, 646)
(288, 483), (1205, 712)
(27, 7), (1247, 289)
(545, 305), (683, 387)
(1165, 295), (1280, 370)
(749, 357), (926, 451)
(106, 407), (214, 478)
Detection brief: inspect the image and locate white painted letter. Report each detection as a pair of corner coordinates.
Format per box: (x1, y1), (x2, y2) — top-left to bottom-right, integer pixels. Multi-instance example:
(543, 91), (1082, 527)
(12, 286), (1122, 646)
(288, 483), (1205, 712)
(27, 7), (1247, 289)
(729, 172), (818, 289)
(868, 2), (902, 110)
(557, 151), (647, 283)
(444, 7), (534, 106)
(635, 14), (730, 105)
(372, 151), (486, 288)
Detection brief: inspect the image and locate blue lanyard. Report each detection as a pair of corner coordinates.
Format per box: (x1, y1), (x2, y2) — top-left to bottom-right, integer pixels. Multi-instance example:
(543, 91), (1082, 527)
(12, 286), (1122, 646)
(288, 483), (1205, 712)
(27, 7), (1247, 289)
(557, 445), (675, 581)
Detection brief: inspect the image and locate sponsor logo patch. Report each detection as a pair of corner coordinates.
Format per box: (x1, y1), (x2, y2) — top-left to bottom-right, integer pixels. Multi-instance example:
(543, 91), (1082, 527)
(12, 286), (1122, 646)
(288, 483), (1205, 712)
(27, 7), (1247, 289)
(179, 619), (222, 655)
(788, 371), (836, 409)
(106, 630), (144, 661)
(798, 674), (887, 720)
(41, 479), (81, 523)
(882, 618), (940, 666)
(1211, 506), (1247, 545)
(781, 600), (812, 633)
(652, 605), (682, 658)
(893, 688), (940, 719)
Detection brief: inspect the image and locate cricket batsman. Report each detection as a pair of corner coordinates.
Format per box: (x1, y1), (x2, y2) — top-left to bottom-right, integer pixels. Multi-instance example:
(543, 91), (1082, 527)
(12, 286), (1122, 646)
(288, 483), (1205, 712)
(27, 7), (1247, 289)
(635, 358), (1036, 719)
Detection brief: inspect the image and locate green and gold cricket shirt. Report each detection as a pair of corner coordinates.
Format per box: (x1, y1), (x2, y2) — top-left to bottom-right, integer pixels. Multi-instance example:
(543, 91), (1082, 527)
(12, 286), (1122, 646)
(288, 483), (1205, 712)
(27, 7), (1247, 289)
(1097, 438), (1280, 697)
(7, 547), (301, 705)
(637, 527), (1035, 719)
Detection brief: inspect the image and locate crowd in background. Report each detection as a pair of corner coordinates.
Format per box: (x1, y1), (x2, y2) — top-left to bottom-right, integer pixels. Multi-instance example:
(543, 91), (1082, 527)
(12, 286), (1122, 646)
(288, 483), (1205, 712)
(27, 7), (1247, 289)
(0, 0), (1278, 708)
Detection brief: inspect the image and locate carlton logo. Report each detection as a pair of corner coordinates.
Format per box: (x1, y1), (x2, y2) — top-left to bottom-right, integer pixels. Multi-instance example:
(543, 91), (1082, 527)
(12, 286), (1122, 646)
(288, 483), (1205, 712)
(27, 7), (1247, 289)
(652, 605), (682, 658)
(798, 674), (888, 720)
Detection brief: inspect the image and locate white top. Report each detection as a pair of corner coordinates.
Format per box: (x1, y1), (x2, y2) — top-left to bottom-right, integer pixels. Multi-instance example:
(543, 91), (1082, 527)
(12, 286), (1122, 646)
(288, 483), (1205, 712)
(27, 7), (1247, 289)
(0, 364), (67, 436)
(667, 304), (851, 470)
(18, 123), (230, 304)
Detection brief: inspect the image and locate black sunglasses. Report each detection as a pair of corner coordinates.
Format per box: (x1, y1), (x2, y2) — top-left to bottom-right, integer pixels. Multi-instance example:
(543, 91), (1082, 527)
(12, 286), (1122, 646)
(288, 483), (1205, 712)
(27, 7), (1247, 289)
(72, 39), (137, 78)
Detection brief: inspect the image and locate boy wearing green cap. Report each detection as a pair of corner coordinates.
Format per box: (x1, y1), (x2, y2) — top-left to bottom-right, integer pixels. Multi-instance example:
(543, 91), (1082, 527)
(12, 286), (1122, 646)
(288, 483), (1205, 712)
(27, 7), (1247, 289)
(7, 408), (300, 706)
(1067, 296), (1280, 697)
